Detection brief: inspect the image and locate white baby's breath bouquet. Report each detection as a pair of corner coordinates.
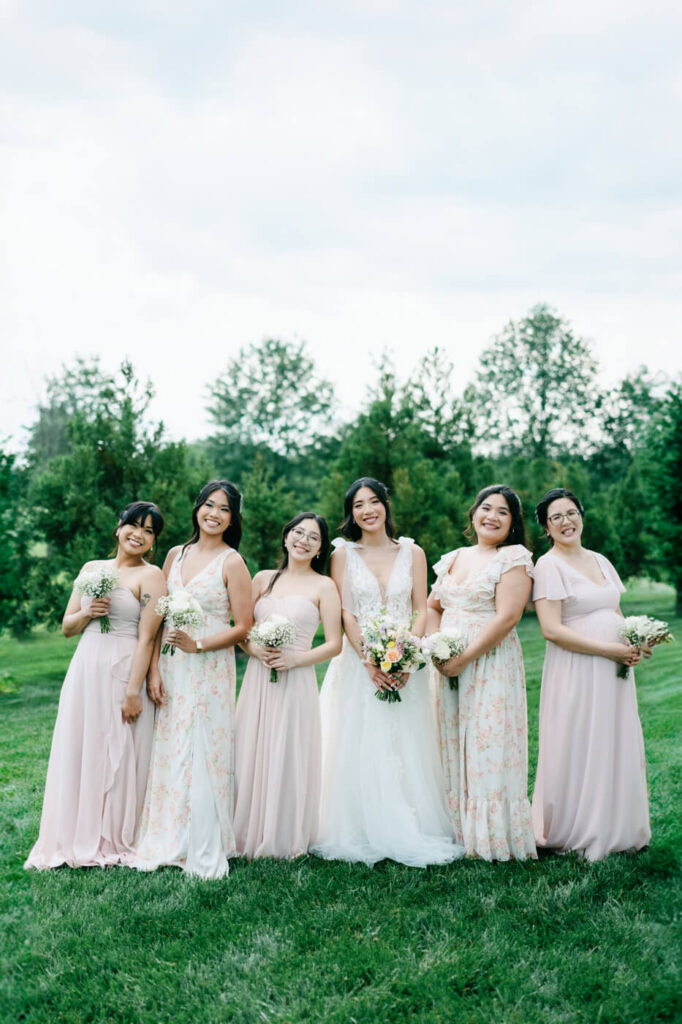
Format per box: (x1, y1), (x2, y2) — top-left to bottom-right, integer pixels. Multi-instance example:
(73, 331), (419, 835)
(156, 591), (205, 655)
(249, 615), (297, 682)
(75, 564), (120, 633)
(422, 629), (467, 690)
(616, 615), (674, 678)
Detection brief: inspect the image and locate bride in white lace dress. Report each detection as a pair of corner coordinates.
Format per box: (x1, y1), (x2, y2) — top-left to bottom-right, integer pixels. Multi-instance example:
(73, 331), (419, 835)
(312, 478), (463, 867)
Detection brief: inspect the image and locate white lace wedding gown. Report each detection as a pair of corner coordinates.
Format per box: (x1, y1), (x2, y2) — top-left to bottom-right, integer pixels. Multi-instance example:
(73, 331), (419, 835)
(312, 537), (463, 867)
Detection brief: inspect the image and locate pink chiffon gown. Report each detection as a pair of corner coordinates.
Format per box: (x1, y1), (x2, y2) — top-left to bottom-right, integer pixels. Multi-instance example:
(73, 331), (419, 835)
(234, 594), (322, 858)
(25, 589), (154, 869)
(531, 551), (651, 860)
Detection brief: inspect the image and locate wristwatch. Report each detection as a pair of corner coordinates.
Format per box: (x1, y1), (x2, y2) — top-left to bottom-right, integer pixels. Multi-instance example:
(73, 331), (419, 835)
(196, 639), (204, 653)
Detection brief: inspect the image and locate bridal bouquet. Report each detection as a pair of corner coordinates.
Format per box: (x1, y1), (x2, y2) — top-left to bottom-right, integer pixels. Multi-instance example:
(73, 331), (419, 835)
(422, 629), (467, 690)
(75, 565), (120, 633)
(248, 615), (297, 682)
(362, 611), (425, 703)
(616, 615), (674, 678)
(156, 591), (205, 655)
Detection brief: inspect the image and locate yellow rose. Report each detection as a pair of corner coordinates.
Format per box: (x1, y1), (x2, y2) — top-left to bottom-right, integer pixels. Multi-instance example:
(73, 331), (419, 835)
(387, 641), (396, 649)
(380, 661), (392, 672)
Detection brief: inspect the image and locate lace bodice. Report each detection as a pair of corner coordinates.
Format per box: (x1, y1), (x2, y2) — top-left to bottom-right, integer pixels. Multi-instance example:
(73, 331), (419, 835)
(333, 536), (416, 628)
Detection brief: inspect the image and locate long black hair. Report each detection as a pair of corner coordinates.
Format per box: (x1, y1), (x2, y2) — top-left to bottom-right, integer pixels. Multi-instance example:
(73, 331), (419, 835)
(465, 484), (526, 548)
(182, 480), (242, 554)
(535, 488), (584, 529)
(262, 513), (331, 597)
(112, 501), (164, 557)
(339, 477), (396, 542)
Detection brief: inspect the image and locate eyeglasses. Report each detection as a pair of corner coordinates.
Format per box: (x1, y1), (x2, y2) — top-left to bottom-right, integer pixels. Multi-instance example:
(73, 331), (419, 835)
(290, 527), (321, 546)
(547, 509), (581, 525)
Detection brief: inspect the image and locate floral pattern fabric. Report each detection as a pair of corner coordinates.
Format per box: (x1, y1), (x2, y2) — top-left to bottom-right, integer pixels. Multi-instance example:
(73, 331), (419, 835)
(432, 544), (537, 861)
(134, 548), (236, 879)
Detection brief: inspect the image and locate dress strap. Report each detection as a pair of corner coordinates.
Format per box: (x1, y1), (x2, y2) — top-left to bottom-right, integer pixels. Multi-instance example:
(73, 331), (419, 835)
(331, 537), (358, 551)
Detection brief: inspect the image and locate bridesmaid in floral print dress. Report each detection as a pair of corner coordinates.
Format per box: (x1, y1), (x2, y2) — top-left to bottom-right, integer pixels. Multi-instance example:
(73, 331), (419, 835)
(426, 485), (536, 861)
(133, 481), (252, 880)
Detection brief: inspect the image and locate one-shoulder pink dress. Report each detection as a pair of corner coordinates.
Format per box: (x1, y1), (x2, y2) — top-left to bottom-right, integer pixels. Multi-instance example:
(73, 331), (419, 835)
(25, 588), (154, 869)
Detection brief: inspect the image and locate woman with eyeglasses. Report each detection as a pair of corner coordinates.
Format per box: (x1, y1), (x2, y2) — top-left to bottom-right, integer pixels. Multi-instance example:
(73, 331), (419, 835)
(531, 488), (650, 860)
(234, 513), (342, 859)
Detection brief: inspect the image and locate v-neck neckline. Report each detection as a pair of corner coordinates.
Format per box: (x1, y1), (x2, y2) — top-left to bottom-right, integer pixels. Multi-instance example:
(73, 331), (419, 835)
(178, 548), (226, 588)
(354, 541), (403, 601)
(446, 546), (503, 587)
(549, 550), (609, 587)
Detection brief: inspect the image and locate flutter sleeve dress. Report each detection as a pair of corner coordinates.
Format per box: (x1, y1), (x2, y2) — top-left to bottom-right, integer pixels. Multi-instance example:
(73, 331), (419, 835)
(432, 544), (537, 861)
(531, 551), (650, 860)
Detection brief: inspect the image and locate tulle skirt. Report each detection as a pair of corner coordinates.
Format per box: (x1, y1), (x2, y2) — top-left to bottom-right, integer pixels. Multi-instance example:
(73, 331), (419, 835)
(312, 640), (463, 867)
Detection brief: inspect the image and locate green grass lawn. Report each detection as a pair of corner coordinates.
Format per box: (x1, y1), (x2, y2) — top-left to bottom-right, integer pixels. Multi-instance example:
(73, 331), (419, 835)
(1, 586), (680, 1024)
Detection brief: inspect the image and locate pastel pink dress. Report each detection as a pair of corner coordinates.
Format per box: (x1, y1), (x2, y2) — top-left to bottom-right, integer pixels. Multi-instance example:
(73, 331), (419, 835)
(25, 588), (155, 869)
(432, 544), (537, 861)
(234, 593), (322, 859)
(531, 551), (651, 860)
(133, 548), (237, 880)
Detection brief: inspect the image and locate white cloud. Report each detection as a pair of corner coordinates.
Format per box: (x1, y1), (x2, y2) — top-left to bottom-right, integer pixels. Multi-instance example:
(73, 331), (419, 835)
(2, 1), (681, 452)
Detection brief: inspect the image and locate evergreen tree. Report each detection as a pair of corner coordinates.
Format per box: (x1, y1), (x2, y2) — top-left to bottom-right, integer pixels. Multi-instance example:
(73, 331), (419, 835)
(642, 379), (682, 611)
(22, 361), (209, 629)
(470, 304), (601, 458)
(239, 455), (296, 575)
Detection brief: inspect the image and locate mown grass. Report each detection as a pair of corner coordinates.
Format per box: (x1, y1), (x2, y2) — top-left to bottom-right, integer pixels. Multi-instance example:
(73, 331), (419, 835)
(1, 584), (680, 1023)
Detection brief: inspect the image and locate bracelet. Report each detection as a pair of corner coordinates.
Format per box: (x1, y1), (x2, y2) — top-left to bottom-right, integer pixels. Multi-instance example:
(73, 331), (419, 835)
(196, 639), (204, 653)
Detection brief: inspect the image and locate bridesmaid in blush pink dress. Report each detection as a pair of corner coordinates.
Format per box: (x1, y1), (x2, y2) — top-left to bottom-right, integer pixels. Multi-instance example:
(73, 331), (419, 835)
(234, 513), (342, 859)
(25, 502), (166, 870)
(531, 488), (650, 860)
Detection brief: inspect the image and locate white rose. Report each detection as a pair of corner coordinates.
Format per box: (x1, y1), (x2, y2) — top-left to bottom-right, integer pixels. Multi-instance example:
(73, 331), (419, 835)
(433, 640), (451, 661)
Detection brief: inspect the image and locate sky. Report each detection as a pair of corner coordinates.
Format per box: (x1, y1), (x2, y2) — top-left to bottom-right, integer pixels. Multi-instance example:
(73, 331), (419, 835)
(2, 0), (681, 452)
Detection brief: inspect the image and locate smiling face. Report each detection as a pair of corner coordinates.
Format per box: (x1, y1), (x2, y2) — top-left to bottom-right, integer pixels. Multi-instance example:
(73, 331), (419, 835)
(197, 489), (232, 537)
(545, 497), (583, 547)
(352, 486), (387, 535)
(285, 517), (323, 565)
(117, 514), (156, 559)
(472, 493), (512, 547)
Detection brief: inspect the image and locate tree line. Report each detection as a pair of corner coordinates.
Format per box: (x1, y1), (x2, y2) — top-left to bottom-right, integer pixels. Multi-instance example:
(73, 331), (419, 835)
(3, 303), (681, 635)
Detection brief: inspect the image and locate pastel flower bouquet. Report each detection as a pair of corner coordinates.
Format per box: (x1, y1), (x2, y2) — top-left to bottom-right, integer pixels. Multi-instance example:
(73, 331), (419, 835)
(616, 615), (674, 678)
(248, 614), (297, 682)
(156, 591), (205, 655)
(75, 565), (120, 633)
(361, 611), (426, 703)
(422, 629), (467, 690)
